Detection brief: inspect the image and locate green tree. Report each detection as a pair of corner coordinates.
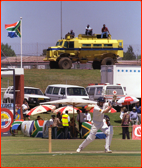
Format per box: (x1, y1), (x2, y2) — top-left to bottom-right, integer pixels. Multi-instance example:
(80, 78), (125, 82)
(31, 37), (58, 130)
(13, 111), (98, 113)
(1, 43), (16, 57)
(122, 45), (136, 60)
(42, 49), (47, 56)
(137, 55), (141, 60)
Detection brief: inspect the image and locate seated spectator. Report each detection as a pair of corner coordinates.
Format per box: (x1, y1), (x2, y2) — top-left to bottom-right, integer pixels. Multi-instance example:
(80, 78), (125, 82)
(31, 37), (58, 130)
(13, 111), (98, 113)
(135, 102), (141, 125)
(70, 117), (80, 138)
(101, 24), (110, 38)
(35, 115), (43, 120)
(85, 24), (92, 35)
(121, 108), (130, 139)
(130, 107), (138, 126)
(69, 30), (75, 38)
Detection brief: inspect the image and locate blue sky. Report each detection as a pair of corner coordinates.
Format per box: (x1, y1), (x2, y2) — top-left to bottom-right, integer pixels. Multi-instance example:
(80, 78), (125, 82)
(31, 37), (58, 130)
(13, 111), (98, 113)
(1, 1), (141, 55)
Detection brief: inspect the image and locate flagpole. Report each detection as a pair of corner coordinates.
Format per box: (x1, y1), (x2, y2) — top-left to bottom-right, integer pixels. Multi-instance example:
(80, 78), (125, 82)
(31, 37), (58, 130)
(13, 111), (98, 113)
(20, 17), (22, 68)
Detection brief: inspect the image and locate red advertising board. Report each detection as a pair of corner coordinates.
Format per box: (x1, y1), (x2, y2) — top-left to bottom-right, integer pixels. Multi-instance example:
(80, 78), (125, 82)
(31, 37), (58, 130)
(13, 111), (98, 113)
(132, 125), (141, 140)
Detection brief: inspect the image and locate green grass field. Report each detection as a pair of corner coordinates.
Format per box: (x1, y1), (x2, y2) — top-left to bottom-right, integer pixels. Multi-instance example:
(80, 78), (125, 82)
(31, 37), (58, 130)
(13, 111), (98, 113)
(1, 69), (141, 167)
(1, 136), (141, 167)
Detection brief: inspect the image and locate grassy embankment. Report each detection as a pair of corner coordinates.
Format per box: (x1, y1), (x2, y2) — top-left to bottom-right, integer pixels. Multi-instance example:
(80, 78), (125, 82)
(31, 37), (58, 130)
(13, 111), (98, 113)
(1, 69), (101, 92)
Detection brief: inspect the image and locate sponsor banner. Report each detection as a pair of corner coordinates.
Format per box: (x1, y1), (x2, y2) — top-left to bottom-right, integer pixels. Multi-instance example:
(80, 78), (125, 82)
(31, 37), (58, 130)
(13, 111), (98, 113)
(1, 103), (13, 109)
(21, 121), (34, 137)
(1, 108), (13, 136)
(132, 125), (141, 140)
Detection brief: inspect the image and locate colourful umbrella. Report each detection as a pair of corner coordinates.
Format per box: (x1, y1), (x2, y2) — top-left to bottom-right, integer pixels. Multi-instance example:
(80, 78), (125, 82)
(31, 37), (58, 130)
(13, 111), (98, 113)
(117, 96), (139, 106)
(53, 106), (82, 114)
(85, 104), (117, 113)
(27, 105), (56, 116)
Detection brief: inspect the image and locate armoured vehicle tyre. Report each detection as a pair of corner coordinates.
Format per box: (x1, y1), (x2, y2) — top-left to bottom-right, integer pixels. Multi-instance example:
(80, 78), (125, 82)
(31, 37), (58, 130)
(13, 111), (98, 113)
(101, 57), (115, 65)
(58, 57), (72, 69)
(92, 61), (101, 69)
(49, 61), (59, 69)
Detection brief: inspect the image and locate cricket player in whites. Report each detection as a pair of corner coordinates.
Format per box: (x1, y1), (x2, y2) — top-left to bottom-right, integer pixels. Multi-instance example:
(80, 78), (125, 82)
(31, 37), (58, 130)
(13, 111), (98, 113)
(76, 97), (115, 153)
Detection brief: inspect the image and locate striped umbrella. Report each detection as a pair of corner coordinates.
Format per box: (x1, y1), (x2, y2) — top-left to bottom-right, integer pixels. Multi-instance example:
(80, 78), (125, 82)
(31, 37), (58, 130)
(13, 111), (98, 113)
(27, 105), (56, 116)
(117, 96), (139, 106)
(85, 104), (117, 113)
(53, 106), (82, 114)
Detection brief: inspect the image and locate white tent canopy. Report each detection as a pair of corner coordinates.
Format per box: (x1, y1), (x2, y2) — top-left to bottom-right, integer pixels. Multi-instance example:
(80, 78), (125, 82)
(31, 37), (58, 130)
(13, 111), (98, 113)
(40, 97), (97, 106)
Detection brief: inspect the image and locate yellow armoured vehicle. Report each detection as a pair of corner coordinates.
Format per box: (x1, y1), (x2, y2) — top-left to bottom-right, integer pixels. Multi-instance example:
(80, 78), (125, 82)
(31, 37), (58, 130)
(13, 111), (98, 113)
(43, 33), (123, 69)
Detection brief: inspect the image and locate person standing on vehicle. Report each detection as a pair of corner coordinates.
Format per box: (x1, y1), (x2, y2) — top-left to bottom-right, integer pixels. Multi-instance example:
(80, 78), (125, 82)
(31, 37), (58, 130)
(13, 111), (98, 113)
(121, 108), (130, 139)
(76, 97), (114, 153)
(22, 99), (30, 120)
(135, 102), (141, 124)
(101, 24), (110, 38)
(62, 110), (70, 139)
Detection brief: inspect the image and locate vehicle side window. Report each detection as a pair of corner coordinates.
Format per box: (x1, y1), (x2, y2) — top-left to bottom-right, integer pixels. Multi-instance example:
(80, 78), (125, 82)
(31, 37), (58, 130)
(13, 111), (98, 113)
(53, 87), (60, 95)
(82, 44), (91, 47)
(89, 87), (95, 95)
(64, 41), (68, 48)
(69, 42), (74, 48)
(60, 88), (65, 95)
(46, 87), (53, 94)
(9, 88), (14, 94)
(86, 87), (89, 93)
(6, 88), (10, 93)
(96, 87), (103, 95)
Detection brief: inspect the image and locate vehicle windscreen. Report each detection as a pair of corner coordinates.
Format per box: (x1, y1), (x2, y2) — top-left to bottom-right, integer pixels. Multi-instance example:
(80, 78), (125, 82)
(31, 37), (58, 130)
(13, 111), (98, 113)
(59, 41), (63, 46)
(67, 87), (87, 96)
(24, 88), (43, 95)
(106, 86), (124, 95)
(56, 41), (59, 46)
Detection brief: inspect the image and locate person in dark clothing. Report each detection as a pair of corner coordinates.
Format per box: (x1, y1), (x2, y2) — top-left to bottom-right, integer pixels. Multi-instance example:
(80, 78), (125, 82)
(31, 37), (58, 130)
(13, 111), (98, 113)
(101, 24), (110, 38)
(121, 108), (130, 139)
(70, 30), (75, 38)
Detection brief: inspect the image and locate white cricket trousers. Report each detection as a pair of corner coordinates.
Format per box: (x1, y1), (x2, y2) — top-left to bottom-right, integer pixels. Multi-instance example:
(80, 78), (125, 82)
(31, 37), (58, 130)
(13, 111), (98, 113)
(79, 121), (113, 150)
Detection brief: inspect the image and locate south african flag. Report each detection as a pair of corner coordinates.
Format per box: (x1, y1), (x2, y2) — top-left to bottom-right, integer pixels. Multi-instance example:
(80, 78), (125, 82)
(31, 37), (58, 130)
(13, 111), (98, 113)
(11, 119), (24, 130)
(82, 122), (106, 139)
(31, 120), (44, 138)
(5, 21), (21, 38)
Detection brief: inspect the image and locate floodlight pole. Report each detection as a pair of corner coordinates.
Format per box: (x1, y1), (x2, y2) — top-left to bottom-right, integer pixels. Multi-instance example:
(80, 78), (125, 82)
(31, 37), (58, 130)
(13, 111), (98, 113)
(61, 1), (62, 39)
(20, 17), (22, 68)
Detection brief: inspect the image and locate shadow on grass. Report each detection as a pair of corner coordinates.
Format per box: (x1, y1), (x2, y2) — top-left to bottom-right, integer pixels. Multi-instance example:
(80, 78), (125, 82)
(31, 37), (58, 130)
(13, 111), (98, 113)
(114, 120), (122, 123)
